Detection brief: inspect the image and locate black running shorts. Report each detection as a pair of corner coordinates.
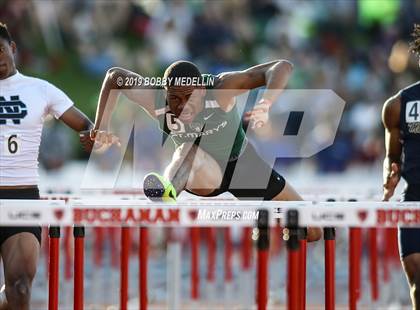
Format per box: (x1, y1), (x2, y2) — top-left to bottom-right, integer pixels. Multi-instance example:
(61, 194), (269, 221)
(0, 187), (42, 247)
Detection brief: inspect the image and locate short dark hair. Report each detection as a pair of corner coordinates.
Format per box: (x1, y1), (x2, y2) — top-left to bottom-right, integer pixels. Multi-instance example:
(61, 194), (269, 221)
(409, 24), (420, 57)
(163, 60), (201, 88)
(0, 22), (12, 43)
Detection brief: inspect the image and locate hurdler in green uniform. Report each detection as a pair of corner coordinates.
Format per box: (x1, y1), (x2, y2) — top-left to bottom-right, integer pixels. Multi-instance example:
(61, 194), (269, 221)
(145, 74), (248, 201)
(154, 74), (247, 165)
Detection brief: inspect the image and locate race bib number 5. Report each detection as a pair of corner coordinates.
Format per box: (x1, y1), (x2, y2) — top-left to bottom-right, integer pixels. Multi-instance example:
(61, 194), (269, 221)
(166, 113), (185, 133)
(3, 134), (20, 155)
(406, 101), (420, 123)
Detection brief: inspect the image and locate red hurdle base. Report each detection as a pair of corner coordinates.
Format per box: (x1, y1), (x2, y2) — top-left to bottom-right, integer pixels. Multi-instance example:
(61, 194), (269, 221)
(73, 226), (85, 310)
(190, 227), (200, 300)
(48, 227), (60, 310)
(287, 246), (300, 309)
(120, 227), (131, 310)
(139, 227), (148, 310)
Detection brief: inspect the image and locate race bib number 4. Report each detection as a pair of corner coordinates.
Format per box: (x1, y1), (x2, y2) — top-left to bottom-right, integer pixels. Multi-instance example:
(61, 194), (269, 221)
(3, 134), (20, 155)
(406, 101), (420, 123)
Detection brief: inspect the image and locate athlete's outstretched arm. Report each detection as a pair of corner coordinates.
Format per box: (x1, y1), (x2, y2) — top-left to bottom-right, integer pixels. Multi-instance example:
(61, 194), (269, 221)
(59, 106), (95, 152)
(216, 60), (293, 106)
(93, 67), (157, 134)
(59, 106), (93, 131)
(89, 67), (158, 148)
(382, 93), (402, 201)
(216, 60), (293, 128)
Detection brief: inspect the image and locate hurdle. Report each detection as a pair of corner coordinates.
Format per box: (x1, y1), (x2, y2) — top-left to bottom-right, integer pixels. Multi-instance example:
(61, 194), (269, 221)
(167, 227), (182, 310)
(285, 209), (300, 309)
(1, 198), (418, 309)
(120, 226), (130, 310)
(190, 227), (200, 300)
(48, 226), (60, 310)
(205, 227), (216, 299)
(256, 209), (269, 310)
(73, 226), (85, 310)
(324, 199), (336, 310)
(224, 227), (233, 294)
(139, 227), (148, 310)
(348, 198), (362, 310)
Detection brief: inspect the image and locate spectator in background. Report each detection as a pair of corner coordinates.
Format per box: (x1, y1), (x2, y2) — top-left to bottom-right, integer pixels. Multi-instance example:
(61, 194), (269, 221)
(1, 0), (419, 173)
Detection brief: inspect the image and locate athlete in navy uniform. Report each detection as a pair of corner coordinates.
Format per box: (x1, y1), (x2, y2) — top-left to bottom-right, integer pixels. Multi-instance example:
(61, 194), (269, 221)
(0, 23), (93, 309)
(382, 24), (420, 308)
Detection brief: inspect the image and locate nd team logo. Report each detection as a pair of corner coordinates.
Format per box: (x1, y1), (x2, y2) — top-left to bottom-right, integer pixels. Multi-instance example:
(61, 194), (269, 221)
(0, 95), (27, 125)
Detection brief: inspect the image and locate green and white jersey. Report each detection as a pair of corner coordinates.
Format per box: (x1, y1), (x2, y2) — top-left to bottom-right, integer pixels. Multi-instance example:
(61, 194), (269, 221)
(154, 75), (246, 164)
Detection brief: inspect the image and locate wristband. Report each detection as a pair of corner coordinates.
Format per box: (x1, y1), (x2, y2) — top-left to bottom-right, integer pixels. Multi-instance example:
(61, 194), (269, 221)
(90, 129), (98, 140)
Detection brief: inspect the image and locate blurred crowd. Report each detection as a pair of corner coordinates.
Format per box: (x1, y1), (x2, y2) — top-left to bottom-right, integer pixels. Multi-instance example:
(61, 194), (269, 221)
(1, 0), (420, 174)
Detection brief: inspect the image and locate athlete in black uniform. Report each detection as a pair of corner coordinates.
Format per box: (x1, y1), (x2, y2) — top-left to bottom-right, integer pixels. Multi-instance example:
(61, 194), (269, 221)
(382, 24), (420, 308)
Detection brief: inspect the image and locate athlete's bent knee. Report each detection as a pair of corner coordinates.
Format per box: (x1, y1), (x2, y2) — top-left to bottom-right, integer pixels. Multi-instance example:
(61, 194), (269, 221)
(14, 278), (30, 299)
(7, 276), (32, 306)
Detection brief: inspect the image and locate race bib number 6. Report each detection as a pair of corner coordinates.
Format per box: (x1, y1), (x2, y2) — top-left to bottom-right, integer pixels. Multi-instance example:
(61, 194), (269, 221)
(406, 101), (420, 123)
(3, 134), (20, 155)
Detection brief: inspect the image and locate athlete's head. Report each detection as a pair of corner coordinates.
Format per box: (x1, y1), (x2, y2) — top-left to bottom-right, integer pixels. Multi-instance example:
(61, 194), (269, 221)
(409, 23), (420, 67)
(163, 60), (206, 123)
(0, 22), (16, 79)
